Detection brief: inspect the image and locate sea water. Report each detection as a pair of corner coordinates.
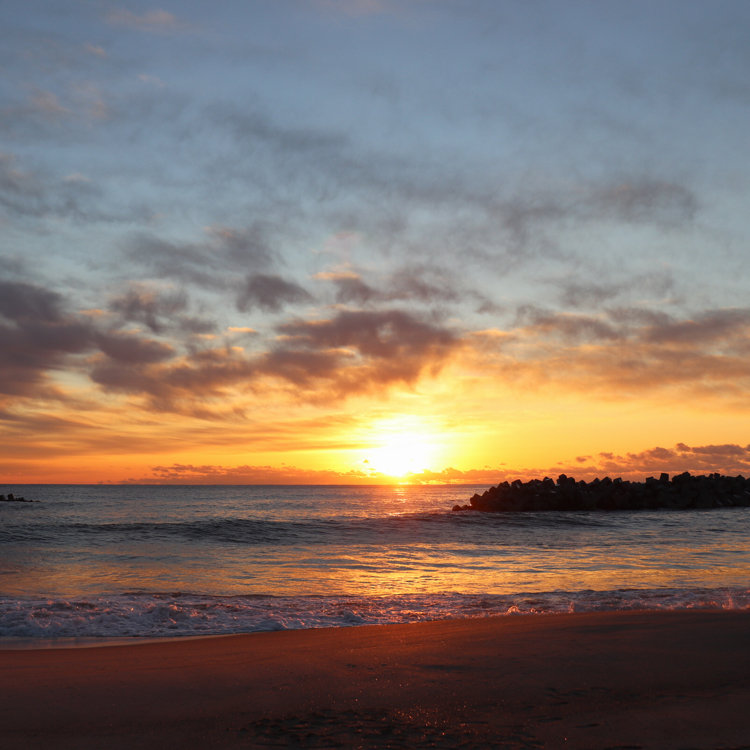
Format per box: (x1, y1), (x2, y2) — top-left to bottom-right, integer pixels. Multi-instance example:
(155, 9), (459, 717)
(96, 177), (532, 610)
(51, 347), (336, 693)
(1, 484), (749, 642)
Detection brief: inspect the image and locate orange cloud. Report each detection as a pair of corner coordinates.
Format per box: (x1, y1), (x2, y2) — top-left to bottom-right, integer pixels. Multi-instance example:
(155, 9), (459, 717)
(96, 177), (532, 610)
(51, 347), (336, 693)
(467, 305), (750, 408)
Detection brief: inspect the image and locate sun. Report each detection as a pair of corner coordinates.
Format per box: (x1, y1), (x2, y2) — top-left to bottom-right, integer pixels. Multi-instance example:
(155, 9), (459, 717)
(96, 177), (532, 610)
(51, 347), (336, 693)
(368, 437), (434, 478)
(363, 417), (442, 479)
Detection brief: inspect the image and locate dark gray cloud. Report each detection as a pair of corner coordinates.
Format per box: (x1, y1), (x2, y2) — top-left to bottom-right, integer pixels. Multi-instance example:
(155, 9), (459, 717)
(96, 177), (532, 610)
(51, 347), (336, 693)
(0, 152), (148, 224)
(0, 275), (459, 412)
(477, 304), (750, 402)
(260, 348), (343, 385)
(326, 265), (462, 307)
(205, 225), (277, 269)
(125, 224), (275, 288)
(96, 332), (174, 364)
(0, 152), (97, 221)
(83, 307), (459, 408)
(388, 265), (462, 304)
(0, 279), (63, 322)
(88, 347), (257, 417)
(109, 287), (188, 333)
(331, 275), (379, 305)
(278, 308), (454, 359)
(558, 280), (624, 309)
(0, 278), (182, 401)
(177, 316), (217, 335)
(514, 305), (621, 343)
(491, 178), (699, 255)
(237, 274), (313, 313)
(0, 280), (93, 397)
(107, 285), (215, 336)
(556, 271), (675, 309)
(506, 305), (750, 352)
(590, 179), (698, 224)
(218, 106), (349, 161)
(642, 308), (750, 345)
(0, 254), (27, 277)
(268, 308), (459, 392)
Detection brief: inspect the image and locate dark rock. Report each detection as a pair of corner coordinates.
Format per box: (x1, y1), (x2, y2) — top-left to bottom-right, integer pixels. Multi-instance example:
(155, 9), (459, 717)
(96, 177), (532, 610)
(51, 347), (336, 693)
(465, 472), (750, 513)
(1, 492), (32, 503)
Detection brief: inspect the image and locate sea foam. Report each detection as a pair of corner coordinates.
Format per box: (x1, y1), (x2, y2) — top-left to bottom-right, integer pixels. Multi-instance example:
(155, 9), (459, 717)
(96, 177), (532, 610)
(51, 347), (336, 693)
(1, 588), (748, 642)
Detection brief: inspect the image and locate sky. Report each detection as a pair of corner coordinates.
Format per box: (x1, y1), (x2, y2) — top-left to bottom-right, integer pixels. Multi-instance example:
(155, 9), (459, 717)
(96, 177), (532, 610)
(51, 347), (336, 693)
(2, 0), (750, 484)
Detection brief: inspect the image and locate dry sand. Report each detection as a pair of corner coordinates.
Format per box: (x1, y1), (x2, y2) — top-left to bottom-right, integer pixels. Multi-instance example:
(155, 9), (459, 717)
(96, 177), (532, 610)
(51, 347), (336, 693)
(2, 609), (750, 749)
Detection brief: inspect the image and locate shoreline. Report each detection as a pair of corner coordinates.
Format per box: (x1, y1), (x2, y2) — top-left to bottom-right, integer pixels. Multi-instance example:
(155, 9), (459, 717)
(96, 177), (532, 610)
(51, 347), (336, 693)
(0, 601), (747, 650)
(2, 609), (749, 749)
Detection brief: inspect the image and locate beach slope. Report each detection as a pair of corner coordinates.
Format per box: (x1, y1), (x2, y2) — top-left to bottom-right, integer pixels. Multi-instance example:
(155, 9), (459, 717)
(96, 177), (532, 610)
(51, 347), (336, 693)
(2, 610), (749, 749)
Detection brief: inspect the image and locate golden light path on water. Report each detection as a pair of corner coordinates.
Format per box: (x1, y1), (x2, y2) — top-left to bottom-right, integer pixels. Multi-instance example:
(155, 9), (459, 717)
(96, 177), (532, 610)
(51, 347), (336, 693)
(3, 485), (750, 638)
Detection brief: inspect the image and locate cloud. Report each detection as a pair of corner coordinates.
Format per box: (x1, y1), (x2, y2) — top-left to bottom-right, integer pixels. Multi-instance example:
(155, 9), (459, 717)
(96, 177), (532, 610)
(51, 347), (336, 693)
(105, 8), (186, 34)
(593, 443), (750, 478)
(490, 178), (699, 257)
(321, 265), (462, 306)
(86, 298), (750, 414)
(0, 152), (96, 220)
(327, 273), (379, 305)
(267, 308), (459, 392)
(109, 285), (189, 333)
(260, 348), (343, 386)
(88, 346), (257, 415)
(29, 90), (68, 117)
(0, 278), (458, 414)
(139, 462), (377, 485)
(0, 280), (94, 397)
(0, 152), (144, 223)
(514, 305), (621, 343)
(218, 105), (349, 161)
(0, 254), (27, 277)
(0, 279), (63, 323)
(135, 442), (750, 486)
(237, 274), (313, 313)
(591, 180), (698, 224)
(84, 43), (106, 58)
(643, 308), (750, 346)
(125, 234), (217, 287)
(95, 332), (174, 364)
(178, 316), (217, 335)
(313, 0), (389, 17)
(471, 304), (750, 404)
(125, 225), (275, 288)
(0, 279), (181, 403)
(388, 265), (462, 304)
(555, 271), (675, 309)
(0, 78), (111, 137)
(406, 443), (750, 485)
(137, 73), (166, 88)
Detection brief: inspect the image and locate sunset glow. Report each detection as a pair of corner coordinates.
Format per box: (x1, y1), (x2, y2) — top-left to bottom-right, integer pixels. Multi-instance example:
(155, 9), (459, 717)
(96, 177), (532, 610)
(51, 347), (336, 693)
(2, 2), (750, 485)
(362, 418), (443, 479)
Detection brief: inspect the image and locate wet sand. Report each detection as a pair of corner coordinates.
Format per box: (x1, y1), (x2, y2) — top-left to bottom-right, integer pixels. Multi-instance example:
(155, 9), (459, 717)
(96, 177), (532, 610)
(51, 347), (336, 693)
(2, 609), (749, 749)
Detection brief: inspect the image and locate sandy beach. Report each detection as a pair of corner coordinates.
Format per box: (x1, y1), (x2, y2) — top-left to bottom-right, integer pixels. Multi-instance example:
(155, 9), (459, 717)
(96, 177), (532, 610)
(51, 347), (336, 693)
(2, 609), (749, 749)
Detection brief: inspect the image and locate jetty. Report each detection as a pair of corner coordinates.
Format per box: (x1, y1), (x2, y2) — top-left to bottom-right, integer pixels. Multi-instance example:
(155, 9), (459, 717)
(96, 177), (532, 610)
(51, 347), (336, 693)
(454, 472), (750, 512)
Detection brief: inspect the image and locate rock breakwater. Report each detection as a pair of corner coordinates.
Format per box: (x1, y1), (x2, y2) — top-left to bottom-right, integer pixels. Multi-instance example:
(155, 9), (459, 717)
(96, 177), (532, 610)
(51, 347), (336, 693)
(0, 492), (33, 503)
(454, 472), (750, 512)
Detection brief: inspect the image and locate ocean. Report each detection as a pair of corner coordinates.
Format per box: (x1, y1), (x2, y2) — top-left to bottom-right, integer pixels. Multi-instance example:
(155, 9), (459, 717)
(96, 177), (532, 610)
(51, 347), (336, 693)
(1, 484), (749, 643)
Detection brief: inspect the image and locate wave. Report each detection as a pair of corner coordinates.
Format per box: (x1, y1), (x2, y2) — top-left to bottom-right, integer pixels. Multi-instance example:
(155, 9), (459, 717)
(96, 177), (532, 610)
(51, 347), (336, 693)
(1, 588), (748, 641)
(0, 508), (624, 547)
